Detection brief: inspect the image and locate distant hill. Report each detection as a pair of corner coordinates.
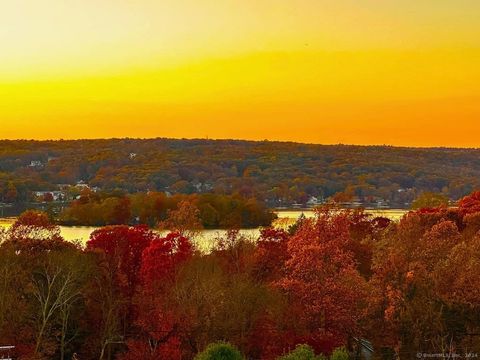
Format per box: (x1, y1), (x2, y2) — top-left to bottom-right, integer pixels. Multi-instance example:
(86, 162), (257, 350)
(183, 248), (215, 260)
(1, 138), (479, 208)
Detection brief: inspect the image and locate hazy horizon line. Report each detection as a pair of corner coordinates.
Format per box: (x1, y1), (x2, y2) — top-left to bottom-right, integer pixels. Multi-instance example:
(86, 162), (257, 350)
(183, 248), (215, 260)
(1, 136), (479, 150)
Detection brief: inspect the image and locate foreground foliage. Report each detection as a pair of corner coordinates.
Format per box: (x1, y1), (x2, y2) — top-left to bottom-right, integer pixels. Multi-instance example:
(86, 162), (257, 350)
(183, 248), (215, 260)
(2, 191), (480, 359)
(278, 344), (327, 360)
(194, 342), (244, 360)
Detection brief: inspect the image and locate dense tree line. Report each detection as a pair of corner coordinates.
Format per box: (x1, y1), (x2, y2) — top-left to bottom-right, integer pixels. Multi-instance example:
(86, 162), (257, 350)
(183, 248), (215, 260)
(1, 139), (480, 208)
(2, 191), (480, 359)
(59, 191), (276, 228)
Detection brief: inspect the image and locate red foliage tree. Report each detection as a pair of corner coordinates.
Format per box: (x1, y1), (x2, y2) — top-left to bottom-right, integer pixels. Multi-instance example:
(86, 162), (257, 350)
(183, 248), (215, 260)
(277, 208), (368, 354)
(6, 210), (69, 253)
(87, 225), (155, 298)
(85, 226), (159, 359)
(458, 191), (480, 217)
(253, 228), (289, 282)
(140, 232), (193, 286)
(43, 192), (54, 202)
(121, 232), (193, 360)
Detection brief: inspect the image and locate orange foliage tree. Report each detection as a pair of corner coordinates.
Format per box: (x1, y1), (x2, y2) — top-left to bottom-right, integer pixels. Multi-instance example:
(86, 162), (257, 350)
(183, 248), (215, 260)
(277, 208), (369, 354)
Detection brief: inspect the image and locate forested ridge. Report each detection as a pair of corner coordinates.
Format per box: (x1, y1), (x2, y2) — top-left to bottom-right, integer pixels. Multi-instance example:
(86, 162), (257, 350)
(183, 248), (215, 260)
(1, 138), (480, 207)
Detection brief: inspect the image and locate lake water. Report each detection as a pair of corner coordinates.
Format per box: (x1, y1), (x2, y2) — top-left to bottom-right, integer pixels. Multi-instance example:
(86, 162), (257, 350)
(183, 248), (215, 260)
(275, 208), (406, 222)
(0, 209), (407, 250)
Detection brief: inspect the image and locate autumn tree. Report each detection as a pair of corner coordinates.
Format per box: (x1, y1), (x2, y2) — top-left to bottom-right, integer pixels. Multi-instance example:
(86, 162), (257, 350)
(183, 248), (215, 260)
(120, 232), (193, 360)
(86, 226), (156, 359)
(31, 248), (93, 360)
(253, 228), (289, 282)
(411, 191), (449, 210)
(0, 242), (33, 355)
(458, 191), (480, 217)
(6, 210), (63, 247)
(330, 185), (355, 204)
(277, 208), (368, 354)
(4, 181), (17, 203)
(87, 225), (154, 299)
(159, 199), (204, 239)
(367, 209), (471, 357)
(0, 210), (90, 360)
(104, 196), (132, 224)
(43, 192), (54, 202)
(433, 233), (480, 353)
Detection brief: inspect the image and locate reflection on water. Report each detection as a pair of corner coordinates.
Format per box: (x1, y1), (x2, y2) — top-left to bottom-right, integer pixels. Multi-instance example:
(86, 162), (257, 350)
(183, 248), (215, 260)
(0, 209), (407, 250)
(275, 209), (407, 222)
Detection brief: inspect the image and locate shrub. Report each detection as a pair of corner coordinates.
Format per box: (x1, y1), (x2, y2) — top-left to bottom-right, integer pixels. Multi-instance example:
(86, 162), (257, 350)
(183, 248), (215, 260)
(278, 344), (327, 360)
(330, 347), (349, 360)
(195, 342), (244, 360)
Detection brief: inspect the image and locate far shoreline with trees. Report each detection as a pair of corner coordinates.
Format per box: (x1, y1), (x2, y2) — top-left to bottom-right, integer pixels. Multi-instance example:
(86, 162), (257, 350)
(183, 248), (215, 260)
(1, 139), (480, 212)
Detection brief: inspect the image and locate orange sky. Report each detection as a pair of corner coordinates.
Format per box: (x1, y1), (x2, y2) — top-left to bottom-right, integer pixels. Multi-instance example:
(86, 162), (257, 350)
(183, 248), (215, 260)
(1, 0), (480, 147)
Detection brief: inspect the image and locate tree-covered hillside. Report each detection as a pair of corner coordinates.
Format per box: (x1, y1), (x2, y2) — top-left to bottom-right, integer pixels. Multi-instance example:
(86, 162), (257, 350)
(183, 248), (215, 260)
(1, 138), (479, 207)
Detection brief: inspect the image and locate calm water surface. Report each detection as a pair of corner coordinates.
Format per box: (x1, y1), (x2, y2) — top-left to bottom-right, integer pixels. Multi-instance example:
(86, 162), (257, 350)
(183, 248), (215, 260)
(0, 209), (407, 250)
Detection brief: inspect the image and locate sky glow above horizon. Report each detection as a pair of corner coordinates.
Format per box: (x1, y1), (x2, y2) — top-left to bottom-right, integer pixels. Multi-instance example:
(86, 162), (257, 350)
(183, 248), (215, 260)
(1, 0), (480, 147)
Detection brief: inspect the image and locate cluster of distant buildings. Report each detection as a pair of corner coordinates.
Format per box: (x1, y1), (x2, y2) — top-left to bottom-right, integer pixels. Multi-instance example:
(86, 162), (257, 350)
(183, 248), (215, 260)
(33, 181), (99, 203)
(275, 195), (396, 210)
(28, 156), (59, 169)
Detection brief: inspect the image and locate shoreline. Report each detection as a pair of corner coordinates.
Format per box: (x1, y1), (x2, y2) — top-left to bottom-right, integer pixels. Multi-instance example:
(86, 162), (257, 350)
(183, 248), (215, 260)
(1, 208), (408, 228)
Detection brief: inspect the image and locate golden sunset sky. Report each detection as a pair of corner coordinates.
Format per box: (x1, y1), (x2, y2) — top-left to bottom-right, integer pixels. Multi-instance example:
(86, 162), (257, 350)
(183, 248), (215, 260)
(1, 0), (479, 146)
